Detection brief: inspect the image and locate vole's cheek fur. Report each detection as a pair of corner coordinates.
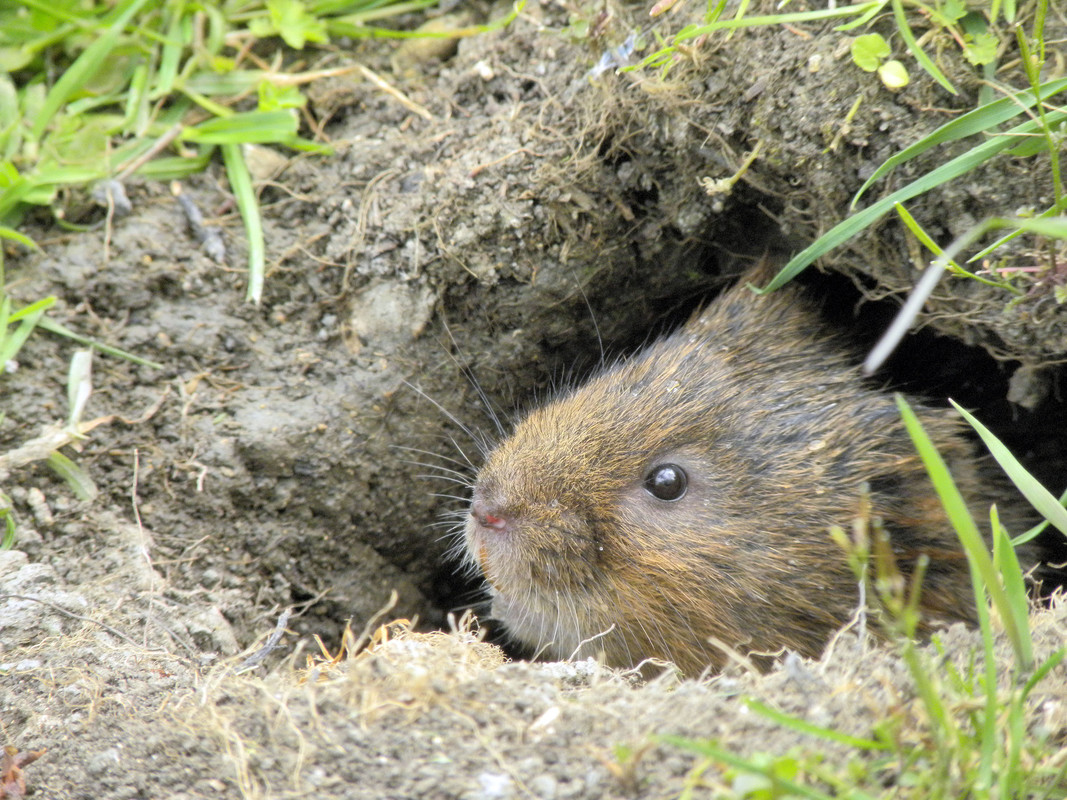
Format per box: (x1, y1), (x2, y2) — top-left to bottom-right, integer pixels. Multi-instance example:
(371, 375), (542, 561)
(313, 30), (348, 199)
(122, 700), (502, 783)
(463, 274), (1030, 676)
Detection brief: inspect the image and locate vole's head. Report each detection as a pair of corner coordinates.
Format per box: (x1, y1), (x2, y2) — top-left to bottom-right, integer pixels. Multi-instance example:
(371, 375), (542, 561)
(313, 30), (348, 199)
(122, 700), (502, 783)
(463, 317), (799, 674)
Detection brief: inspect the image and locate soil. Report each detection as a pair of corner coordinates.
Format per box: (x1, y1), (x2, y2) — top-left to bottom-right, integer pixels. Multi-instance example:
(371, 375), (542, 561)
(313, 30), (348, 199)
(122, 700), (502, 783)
(2, 1), (1066, 798)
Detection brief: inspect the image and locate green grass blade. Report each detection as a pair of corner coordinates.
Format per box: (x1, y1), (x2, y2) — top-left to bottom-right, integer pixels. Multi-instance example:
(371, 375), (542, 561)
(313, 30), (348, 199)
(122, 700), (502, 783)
(1022, 649), (1066, 700)
(704, 0), (729, 23)
(894, 202), (957, 262)
(1005, 688), (1026, 793)
(30, 163), (115, 185)
(316, 0), (439, 25)
(0, 502), (14, 549)
(676, 2), (882, 36)
(951, 400), (1067, 538)
(2, 163), (114, 221)
(1000, 216), (1067, 238)
(134, 150), (215, 181)
(891, 0), (956, 95)
(745, 699), (888, 750)
(759, 113), (1067, 291)
(969, 204), (1066, 263)
(967, 538), (997, 791)
(834, 0), (887, 30)
(0, 226), (38, 248)
(178, 70), (269, 98)
(639, 2), (881, 65)
(852, 77), (1067, 206)
(123, 62), (151, 134)
(329, 0), (521, 38)
(221, 143), (264, 304)
(900, 633), (957, 748)
(0, 296), (9, 356)
(0, 172), (39, 222)
(658, 736), (835, 800)
(182, 109), (299, 145)
(8, 295), (57, 323)
(30, 0), (154, 141)
(156, 3), (187, 96)
(896, 395), (1031, 669)
(1011, 486), (1067, 546)
(36, 316), (163, 369)
(894, 203), (1019, 291)
(0, 303), (49, 364)
(991, 508), (1031, 657)
(47, 450), (99, 501)
(0, 493), (15, 549)
(0, 73), (19, 159)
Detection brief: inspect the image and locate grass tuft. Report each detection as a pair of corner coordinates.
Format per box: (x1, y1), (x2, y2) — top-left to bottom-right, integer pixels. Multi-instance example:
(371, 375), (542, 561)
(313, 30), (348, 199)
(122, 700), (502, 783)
(660, 397), (1067, 798)
(0, 0), (523, 301)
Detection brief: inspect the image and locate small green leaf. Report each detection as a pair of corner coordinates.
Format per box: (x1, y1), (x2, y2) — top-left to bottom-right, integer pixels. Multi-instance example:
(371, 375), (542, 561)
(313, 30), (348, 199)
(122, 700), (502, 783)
(941, 0), (967, 21)
(248, 17), (275, 40)
(878, 59), (909, 89)
(963, 32), (998, 66)
(851, 33), (890, 71)
(263, 0), (329, 49)
(258, 81), (306, 112)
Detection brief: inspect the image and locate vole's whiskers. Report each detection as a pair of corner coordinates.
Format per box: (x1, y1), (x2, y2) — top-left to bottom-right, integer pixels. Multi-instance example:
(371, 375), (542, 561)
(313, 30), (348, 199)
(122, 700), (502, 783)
(429, 492), (471, 504)
(404, 380), (494, 455)
(567, 267), (605, 370)
(435, 318), (510, 440)
(394, 444), (470, 470)
(427, 520), (464, 534)
(395, 452), (473, 483)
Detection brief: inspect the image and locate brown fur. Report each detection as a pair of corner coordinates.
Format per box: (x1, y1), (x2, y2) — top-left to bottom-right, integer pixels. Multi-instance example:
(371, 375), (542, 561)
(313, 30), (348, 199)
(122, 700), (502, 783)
(465, 277), (1014, 675)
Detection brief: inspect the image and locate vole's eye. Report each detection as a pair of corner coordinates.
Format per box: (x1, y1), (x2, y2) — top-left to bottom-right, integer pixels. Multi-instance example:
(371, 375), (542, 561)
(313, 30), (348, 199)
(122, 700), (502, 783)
(643, 463), (687, 501)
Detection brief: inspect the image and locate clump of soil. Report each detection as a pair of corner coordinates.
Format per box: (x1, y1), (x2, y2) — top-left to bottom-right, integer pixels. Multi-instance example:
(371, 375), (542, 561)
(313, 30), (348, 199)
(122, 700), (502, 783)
(2, 1), (1066, 797)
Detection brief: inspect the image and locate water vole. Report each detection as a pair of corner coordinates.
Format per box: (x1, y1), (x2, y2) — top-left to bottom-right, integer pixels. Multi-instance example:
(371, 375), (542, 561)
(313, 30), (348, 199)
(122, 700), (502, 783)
(464, 274), (1011, 675)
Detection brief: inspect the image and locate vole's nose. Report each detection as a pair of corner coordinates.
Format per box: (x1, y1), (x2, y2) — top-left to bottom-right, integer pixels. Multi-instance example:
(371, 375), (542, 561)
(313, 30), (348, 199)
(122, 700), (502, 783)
(471, 496), (508, 532)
